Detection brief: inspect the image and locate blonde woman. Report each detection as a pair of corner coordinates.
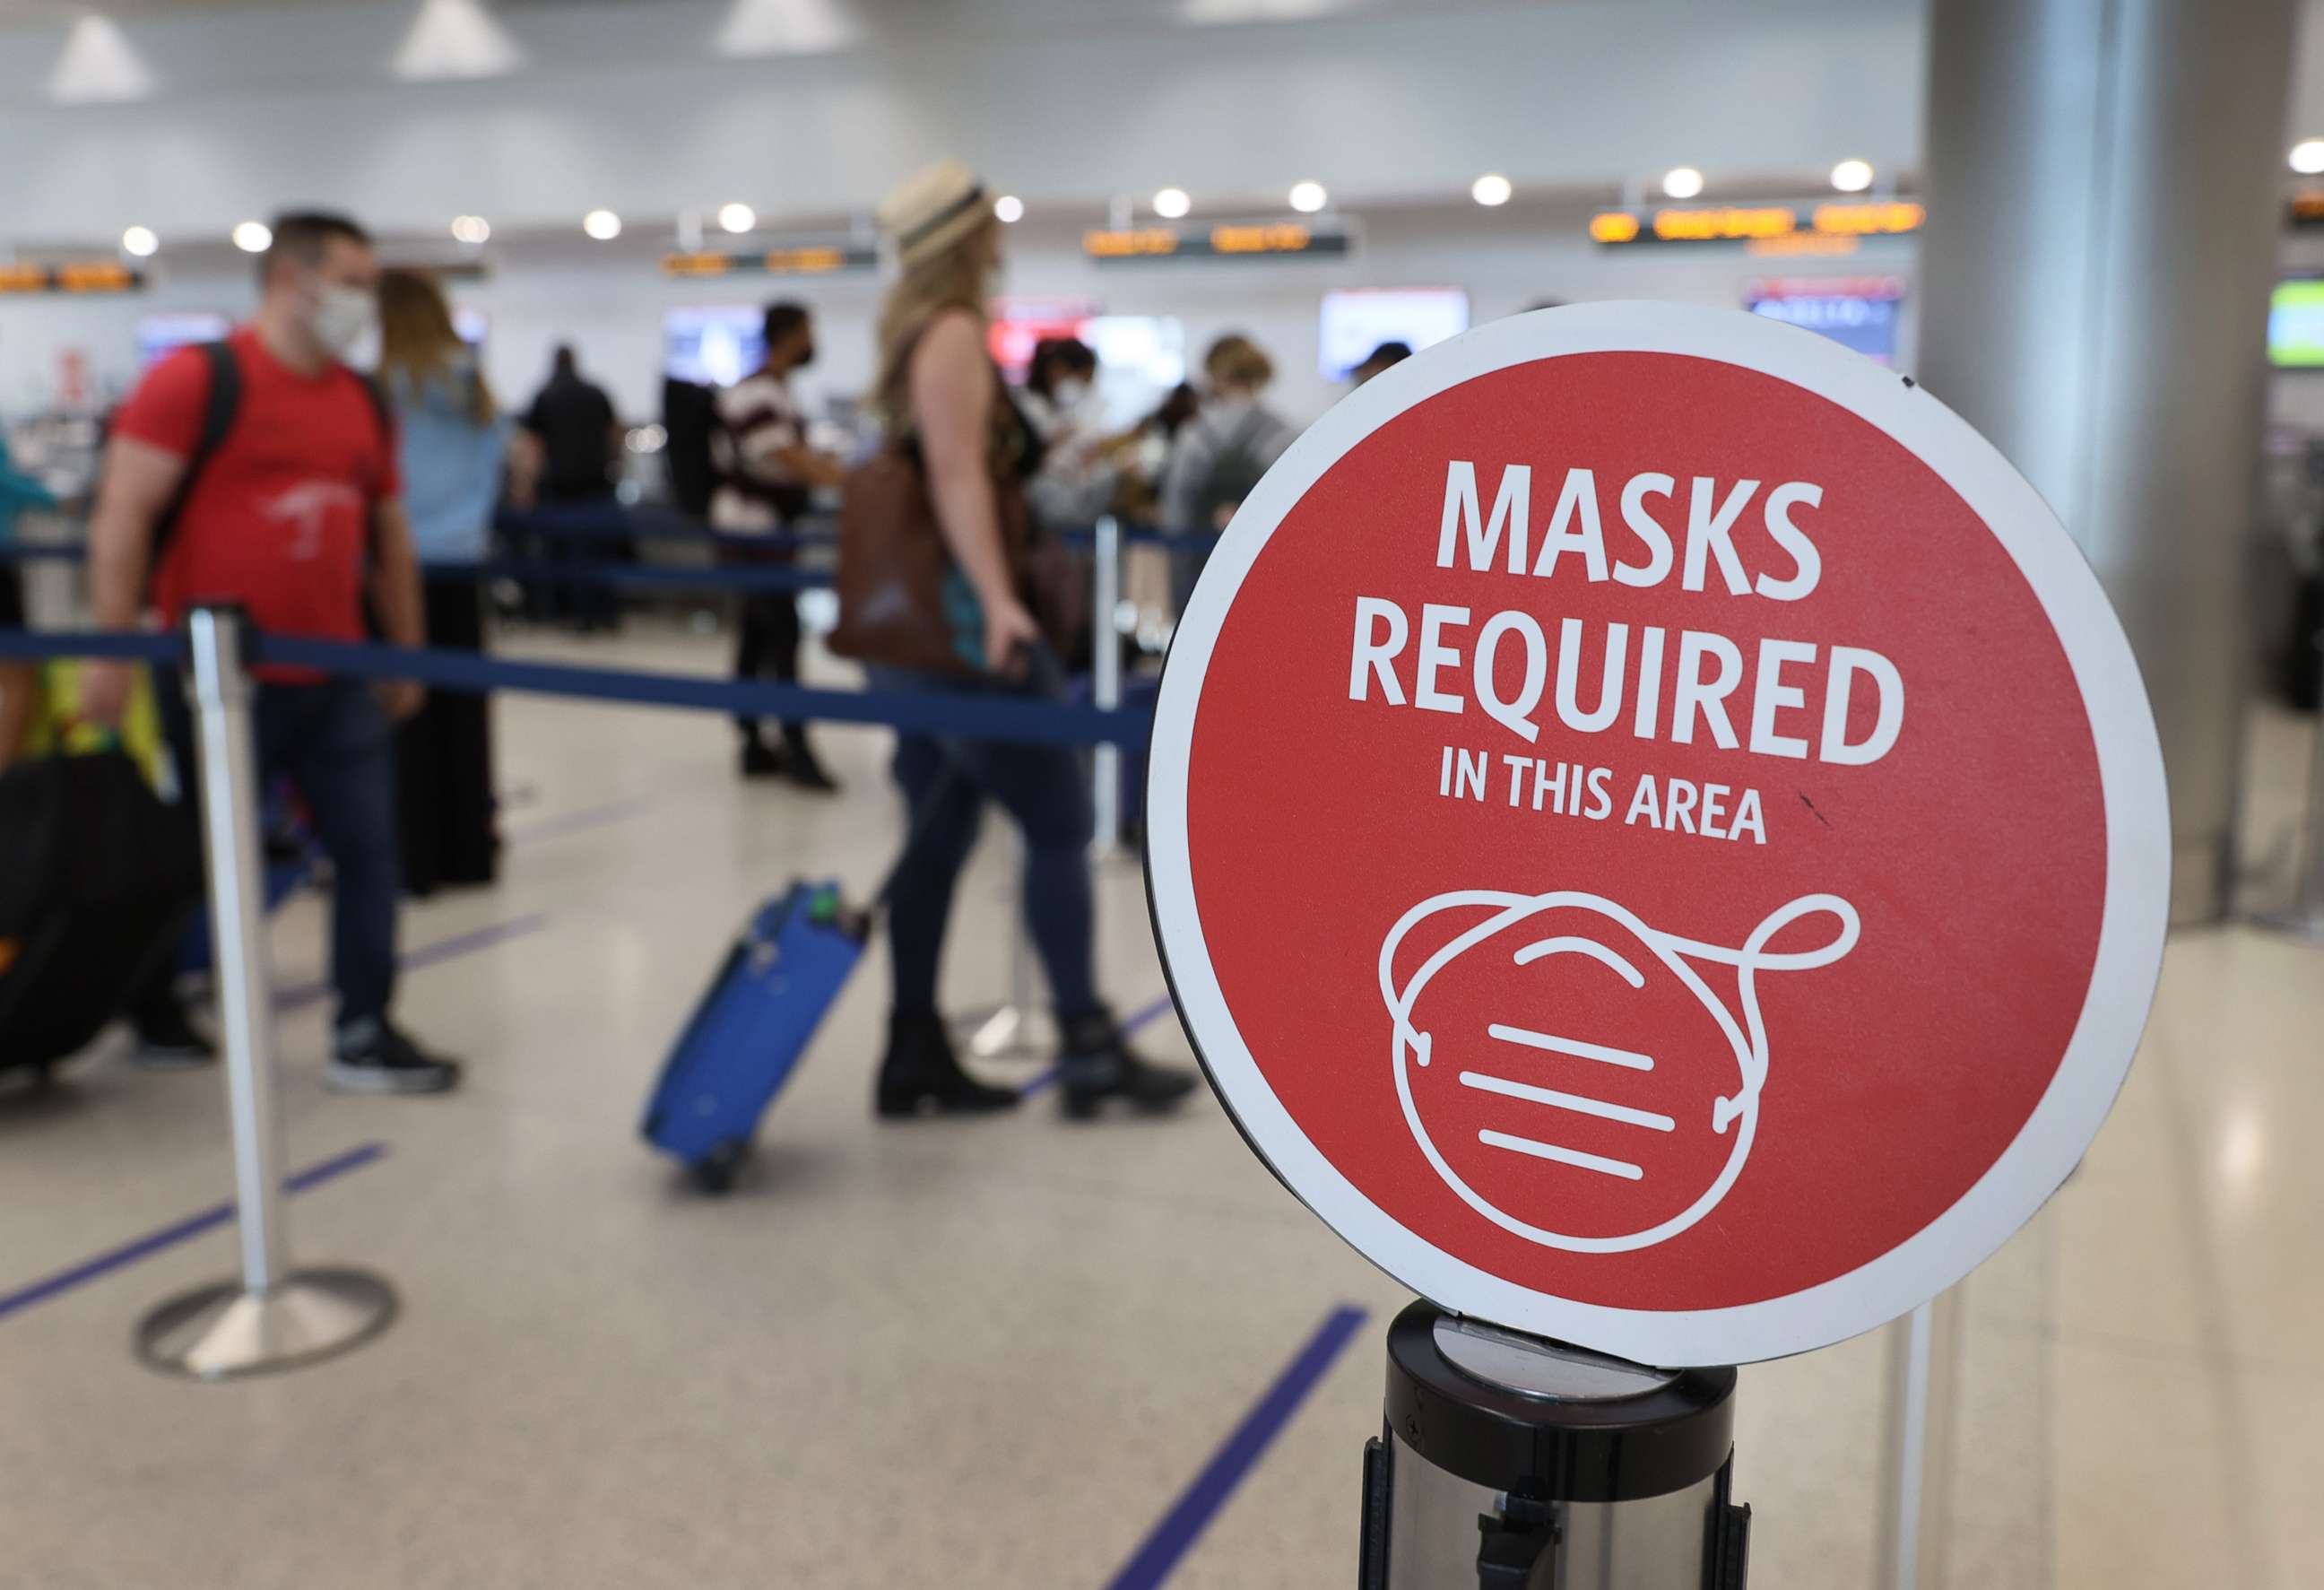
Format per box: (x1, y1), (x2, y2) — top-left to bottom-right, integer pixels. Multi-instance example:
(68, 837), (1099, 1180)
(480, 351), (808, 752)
(845, 159), (1194, 1121)
(377, 268), (507, 893)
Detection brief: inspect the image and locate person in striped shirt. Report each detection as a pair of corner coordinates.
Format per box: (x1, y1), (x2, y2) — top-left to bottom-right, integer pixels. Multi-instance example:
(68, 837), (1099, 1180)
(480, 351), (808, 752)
(711, 301), (846, 786)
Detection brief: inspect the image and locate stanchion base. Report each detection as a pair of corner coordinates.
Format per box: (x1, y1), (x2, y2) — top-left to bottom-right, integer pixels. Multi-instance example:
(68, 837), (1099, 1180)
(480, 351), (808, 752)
(134, 1266), (397, 1381)
(2254, 902), (2324, 946)
(961, 1003), (1057, 1061)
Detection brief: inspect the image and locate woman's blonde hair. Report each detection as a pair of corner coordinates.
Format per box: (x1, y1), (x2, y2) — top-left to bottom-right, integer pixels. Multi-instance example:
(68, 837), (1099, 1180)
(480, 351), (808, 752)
(378, 268), (496, 427)
(873, 217), (997, 426)
(1204, 334), (1274, 392)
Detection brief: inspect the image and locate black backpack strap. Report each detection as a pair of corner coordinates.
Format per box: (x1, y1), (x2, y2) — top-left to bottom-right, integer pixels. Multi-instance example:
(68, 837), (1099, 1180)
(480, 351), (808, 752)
(355, 369), (395, 451)
(354, 369), (397, 542)
(149, 340), (242, 568)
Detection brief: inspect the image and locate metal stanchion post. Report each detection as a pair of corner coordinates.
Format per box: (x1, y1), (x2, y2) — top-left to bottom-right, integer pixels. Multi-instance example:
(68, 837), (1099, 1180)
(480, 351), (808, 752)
(1875, 1291), (1960, 1590)
(2258, 639), (2324, 943)
(1361, 1303), (1749, 1588)
(1091, 514), (1124, 859)
(135, 604), (396, 1380)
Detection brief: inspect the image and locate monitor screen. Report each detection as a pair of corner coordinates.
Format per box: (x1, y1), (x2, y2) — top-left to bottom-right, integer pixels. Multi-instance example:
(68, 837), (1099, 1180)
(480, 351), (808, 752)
(1082, 316), (1187, 430)
(136, 312), (230, 369)
(1318, 289), (1470, 381)
(1745, 276), (1904, 366)
(664, 306), (764, 387)
(2270, 280), (2324, 368)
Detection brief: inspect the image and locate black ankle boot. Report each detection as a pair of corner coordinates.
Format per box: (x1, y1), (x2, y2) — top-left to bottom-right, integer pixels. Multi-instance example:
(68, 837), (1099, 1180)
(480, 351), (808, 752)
(782, 725), (840, 793)
(875, 1009), (1019, 1119)
(1057, 1007), (1199, 1121)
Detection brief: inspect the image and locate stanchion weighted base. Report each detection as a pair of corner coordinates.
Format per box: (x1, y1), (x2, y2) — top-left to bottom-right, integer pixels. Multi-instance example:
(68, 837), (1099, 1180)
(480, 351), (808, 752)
(2254, 902), (2324, 946)
(134, 1267), (397, 1381)
(960, 1003), (1057, 1062)
(1366, 1302), (1747, 1588)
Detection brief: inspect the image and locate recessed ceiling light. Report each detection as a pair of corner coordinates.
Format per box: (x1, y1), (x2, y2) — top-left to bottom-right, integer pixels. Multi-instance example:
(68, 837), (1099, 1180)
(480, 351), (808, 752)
(120, 225), (159, 258)
(450, 214), (490, 245)
(1154, 187), (1191, 220)
(1662, 166), (1704, 200)
(1830, 158), (1875, 193)
(717, 202), (757, 234)
(1288, 180), (1328, 213)
(994, 195), (1025, 224)
(232, 221), (273, 253)
(584, 209), (622, 241)
(2292, 139), (2324, 174)
(1471, 173), (1513, 207)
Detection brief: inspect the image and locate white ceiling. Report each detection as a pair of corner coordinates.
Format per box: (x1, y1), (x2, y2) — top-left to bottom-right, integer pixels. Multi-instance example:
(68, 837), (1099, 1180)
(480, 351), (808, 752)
(0, 0), (364, 25)
(0, 0), (1900, 33)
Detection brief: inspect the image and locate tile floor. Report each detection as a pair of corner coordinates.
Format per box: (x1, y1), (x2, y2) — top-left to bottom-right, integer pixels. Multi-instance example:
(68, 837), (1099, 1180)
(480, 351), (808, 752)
(0, 625), (2315, 1589)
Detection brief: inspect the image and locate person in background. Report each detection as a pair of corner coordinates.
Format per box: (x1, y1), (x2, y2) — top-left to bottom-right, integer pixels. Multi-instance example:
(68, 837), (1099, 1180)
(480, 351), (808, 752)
(1160, 333), (1298, 609)
(377, 268), (509, 894)
(1018, 337), (1097, 439)
(712, 300), (845, 787)
(523, 344), (620, 505)
(854, 157), (1194, 1121)
(1018, 336), (1134, 529)
(1143, 382), (1201, 448)
(1352, 339), (1413, 386)
(78, 210), (460, 1094)
(520, 343), (623, 630)
(1165, 335), (1298, 532)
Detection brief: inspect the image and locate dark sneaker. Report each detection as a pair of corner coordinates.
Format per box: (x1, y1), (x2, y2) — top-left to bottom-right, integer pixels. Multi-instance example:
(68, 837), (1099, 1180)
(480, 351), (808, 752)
(740, 737), (786, 779)
(875, 1009), (1019, 1119)
(129, 1001), (216, 1072)
(327, 1020), (462, 1095)
(1057, 1009), (1198, 1121)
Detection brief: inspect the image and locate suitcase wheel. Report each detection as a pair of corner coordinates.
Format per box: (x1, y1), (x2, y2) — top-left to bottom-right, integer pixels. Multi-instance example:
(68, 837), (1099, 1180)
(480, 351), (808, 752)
(692, 1139), (749, 1195)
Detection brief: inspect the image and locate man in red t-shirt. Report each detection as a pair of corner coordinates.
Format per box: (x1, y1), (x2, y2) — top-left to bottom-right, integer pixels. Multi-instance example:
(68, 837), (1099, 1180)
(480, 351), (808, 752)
(82, 212), (457, 1094)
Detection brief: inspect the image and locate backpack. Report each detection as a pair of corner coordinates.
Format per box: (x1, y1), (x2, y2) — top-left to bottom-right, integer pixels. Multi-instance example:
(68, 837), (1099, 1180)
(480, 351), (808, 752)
(1184, 406), (1272, 534)
(150, 341), (394, 569)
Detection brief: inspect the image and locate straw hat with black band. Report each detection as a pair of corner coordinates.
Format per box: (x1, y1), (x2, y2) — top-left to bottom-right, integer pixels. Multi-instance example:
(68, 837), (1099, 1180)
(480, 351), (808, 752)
(878, 159), (994, 270)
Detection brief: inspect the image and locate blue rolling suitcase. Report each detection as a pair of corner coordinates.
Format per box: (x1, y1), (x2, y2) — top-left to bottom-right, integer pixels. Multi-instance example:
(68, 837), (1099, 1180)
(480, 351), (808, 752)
(642, 880), (869, 1192)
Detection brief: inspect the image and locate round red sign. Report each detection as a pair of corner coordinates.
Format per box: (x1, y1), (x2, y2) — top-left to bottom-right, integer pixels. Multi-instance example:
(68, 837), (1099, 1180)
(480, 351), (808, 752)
(1147, 304), (2168, 1365)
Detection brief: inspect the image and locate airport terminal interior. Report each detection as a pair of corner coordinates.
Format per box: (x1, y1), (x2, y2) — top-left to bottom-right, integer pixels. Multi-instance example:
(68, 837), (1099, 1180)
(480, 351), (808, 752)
(1, 2), (2321, 1587)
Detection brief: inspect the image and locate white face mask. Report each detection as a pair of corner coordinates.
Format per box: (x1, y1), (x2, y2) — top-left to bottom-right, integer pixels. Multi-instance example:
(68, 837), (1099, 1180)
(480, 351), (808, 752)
(308, 282), (378, 358)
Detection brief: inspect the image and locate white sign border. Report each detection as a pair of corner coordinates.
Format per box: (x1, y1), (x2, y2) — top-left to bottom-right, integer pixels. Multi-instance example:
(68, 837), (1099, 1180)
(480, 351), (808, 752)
(1145, 300), (2171, 1367)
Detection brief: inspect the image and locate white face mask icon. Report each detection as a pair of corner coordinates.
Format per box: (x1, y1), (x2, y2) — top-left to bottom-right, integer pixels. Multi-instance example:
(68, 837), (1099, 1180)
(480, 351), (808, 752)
(1380, 889), (1859, 1254)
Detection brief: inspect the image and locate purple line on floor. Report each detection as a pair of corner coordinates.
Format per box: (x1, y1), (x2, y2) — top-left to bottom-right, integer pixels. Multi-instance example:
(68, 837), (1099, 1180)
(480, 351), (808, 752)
(276, 914), (551, 1012)
(1101, 1305), (1371, 1590)
(504, 795), (655, 846)
(0, 1143), (388, 1326)
(1017, 993), (1178, 1099)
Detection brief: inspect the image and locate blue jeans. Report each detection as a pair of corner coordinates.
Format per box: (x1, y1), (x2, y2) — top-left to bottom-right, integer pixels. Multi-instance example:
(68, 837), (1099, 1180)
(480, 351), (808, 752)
(865, 653), (1097, 1021)
(163, 674), (401, 1030)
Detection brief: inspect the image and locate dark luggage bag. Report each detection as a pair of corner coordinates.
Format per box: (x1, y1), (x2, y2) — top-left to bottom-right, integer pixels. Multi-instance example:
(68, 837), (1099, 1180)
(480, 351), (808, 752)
(0, 751), (204, 1078)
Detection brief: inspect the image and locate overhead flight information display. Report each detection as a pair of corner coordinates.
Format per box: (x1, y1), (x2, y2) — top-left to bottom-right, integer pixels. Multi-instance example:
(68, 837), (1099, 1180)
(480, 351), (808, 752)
(1590, 202), (1924, 248)
(1083, 223), (1354, 264)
